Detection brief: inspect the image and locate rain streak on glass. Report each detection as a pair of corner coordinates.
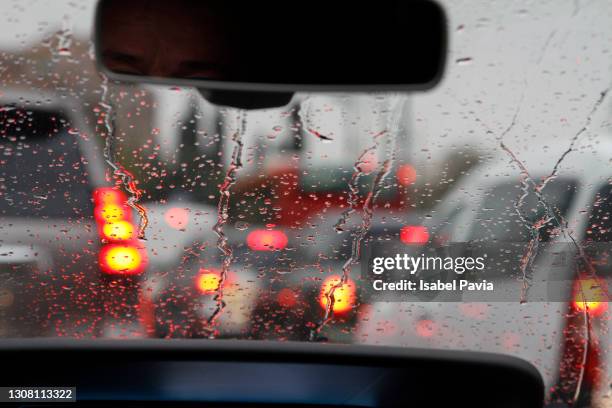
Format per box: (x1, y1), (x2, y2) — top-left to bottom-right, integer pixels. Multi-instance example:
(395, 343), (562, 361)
(98, 75), (149, 239)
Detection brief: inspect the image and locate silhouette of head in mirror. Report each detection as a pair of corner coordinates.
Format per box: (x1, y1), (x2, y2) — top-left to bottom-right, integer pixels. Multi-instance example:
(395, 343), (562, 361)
(100, 0), (235, 80)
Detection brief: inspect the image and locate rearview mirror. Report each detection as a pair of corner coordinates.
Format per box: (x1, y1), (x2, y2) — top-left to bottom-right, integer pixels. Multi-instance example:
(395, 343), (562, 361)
(94, 0), (447, 93)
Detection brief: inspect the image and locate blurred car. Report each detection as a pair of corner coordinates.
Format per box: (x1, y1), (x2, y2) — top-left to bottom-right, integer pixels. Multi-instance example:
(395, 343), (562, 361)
(138, 210), (262, 338)
(356, 147), (612, 403)
(235, 122), (421, 340)
(0, 90), (235, 338)
(137, 97), (421, 340)
(242, 206), (427, 341)
(0, 245), (53, 336)
(0, 90), (107, 336)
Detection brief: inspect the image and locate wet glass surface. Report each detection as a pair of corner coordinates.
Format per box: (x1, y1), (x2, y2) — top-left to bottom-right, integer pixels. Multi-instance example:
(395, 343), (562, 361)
(0, 0), (611, 406)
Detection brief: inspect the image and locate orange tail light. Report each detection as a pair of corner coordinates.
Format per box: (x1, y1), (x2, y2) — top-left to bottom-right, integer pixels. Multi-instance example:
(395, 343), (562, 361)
(319, 275), (356, 314)
(572, 277), (608, 317)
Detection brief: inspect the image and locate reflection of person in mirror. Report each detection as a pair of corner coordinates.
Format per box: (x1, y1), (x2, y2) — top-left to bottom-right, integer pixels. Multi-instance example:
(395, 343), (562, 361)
(100, 0), (235, 80)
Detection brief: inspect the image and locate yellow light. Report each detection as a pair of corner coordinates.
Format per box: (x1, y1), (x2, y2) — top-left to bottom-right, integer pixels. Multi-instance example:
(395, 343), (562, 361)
(97, 203), (129, 223)
(574, 300), (606, 314)
(100, 244), (144, 274)
(573, 278), (608, 317)
(102, 220), (134, 241)
(196, 271), (221, 294)
(319, 275), (356, 314)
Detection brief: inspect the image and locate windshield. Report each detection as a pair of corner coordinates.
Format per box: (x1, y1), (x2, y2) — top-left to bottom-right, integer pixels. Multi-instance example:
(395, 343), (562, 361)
(0, 1), (611, 406)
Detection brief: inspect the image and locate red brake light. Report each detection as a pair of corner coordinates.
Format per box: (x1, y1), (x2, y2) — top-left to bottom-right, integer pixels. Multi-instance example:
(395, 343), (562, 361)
(247, 229), (288, 251)
(94, 187), (147, 275)
(396, 164), (417, 186)
(93, 187), (127, 206)
(277, 288), (298, 308)
(400, 225), (429, 245)
(94, 187), (135, 241)
(164, 207), (190, 230)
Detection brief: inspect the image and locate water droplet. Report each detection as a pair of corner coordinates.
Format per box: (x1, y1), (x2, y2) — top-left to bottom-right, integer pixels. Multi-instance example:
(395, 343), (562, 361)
(456, 57), (473, 66)
(235, 221), (249, 231)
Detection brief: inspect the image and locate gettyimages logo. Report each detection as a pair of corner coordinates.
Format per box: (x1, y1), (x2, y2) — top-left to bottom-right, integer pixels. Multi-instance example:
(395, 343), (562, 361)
(368, 253), (493, 295)
(371, 253), (486, 275)
(361, 242), (609, 302)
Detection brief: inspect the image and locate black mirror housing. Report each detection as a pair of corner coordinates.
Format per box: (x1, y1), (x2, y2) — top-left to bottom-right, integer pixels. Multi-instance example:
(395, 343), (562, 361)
(93, 0), (447, 108)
